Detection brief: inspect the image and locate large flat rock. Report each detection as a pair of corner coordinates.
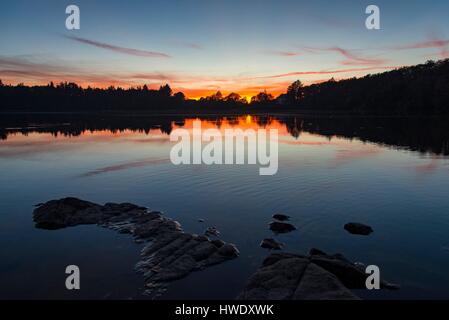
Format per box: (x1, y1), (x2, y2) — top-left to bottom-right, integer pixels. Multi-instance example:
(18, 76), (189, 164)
(238, 249), (399, 300)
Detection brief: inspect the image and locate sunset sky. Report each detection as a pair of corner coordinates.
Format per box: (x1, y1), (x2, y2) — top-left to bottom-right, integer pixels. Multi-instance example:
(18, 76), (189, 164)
(1, 0), (449, 99)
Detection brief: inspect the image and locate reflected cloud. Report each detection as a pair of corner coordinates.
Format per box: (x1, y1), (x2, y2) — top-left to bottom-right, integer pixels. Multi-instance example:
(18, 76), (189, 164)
(330, 147), (382, 167)
(80, 158), (169, 177)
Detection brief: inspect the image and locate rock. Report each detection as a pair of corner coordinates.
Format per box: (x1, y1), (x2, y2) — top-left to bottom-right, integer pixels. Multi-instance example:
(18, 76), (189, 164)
(238, 249), (399, 300)
(33, 197), (239, 297)
(309, 248), (327, 256)
(269, 221), (296, 234)
(33, 197), (102, 229)
(211, 239), (225, 248)
(205, 226), (220, 237)
(260, 238), (284, 250)
(344, 223), (374, 235)
(237, 256), (310, 300)
(310, 255), (368, 289)
(293, 263), (360, 300)
(272, 214), (290, 221)
(217, 243), (240, 257)
(198, 219), (205, 223)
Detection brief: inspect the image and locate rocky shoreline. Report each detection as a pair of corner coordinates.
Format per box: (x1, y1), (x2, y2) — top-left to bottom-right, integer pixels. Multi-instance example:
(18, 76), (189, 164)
(33, 197), (239, 297)
(33, 198), (397, 300)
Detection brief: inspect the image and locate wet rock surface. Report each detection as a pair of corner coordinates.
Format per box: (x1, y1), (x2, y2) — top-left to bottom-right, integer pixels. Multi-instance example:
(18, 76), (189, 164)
(33, 197), (239, 297)
(238, 249), (399, 300)
(269, 221), (297, 234)
(344, 222), (374, 235)
(204, 226), (220, 237)
(260, 238), (284, 250)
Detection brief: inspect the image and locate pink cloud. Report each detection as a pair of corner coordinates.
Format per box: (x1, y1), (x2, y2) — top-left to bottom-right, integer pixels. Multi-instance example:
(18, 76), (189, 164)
(393, 39), (449, 50)
(264, 50), (300, 57)
(255, 66), (399, 79)
(391, 37), (449, 59)
(302, 46), (387, 66)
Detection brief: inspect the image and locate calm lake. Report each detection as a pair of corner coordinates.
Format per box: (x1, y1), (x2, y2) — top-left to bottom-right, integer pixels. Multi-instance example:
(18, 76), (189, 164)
(1, 114), (449, 299)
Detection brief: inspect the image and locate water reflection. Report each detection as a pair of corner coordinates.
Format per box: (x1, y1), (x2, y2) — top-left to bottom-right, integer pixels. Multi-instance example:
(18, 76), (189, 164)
(1, 114), (449, 157)
(2, 114), (449, 299)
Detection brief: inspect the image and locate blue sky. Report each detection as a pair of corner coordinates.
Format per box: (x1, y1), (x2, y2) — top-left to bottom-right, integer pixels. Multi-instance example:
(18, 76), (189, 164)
(1, 0), (448, 98)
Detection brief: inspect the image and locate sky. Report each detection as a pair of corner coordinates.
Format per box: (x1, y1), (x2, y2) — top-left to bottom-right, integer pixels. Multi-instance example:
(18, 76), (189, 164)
(1, 0), (449, 99)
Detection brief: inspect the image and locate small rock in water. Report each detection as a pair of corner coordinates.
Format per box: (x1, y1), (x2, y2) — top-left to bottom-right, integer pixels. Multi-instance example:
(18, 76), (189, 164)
(260, 238), (284, 250)
(272, 214), (290, 221)
(205, 226), (220, 237)
(198, 219), (205, 223)
(269, 221), (297, 234)
(344, 223), (373, 235)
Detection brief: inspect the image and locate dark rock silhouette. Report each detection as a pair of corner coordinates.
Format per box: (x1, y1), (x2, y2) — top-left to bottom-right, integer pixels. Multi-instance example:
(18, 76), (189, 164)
(33, 197), (239, 297)
(238, 249), (398, 300)
(204, 226), (220, 237)
(260, 238), (284, 250)
(269, 221), (297, 234)
(344, 223), (374, 235)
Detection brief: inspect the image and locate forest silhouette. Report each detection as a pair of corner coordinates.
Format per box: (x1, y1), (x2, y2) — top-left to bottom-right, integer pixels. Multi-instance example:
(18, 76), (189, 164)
(1, 59), (449, 115)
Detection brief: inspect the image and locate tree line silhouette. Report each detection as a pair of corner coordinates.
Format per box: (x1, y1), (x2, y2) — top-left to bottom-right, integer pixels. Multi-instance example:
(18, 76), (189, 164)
(1, 59), (448, 114)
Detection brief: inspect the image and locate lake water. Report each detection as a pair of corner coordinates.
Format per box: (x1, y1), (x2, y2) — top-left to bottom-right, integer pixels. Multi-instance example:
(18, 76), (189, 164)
(1, 114), (449, 299)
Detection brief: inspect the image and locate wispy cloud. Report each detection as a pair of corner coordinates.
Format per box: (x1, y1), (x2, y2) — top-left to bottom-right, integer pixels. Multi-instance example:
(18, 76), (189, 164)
(393, 39), (449, 50)
(302, 46), (387, 66)
(64, 35), (171, 58)
(391, 37), (449, 59)
(174, 41), (203, 50)
(328, 47), (387, 66)
(254, 66), (399, 79)
(0, 56), (138, 87)
(263, 50), (300, 57)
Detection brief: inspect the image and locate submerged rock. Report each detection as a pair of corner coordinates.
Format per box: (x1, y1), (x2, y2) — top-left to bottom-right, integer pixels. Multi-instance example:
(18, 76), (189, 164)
(238, 249), (398, 300)
(33, 197), (239, 297)
(204, 226), (220, 237)
(272, 214), (290, 221)
(260, 238), (284, 250)
(344, 223), (374, 235)
(269, 221), (296, 234)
